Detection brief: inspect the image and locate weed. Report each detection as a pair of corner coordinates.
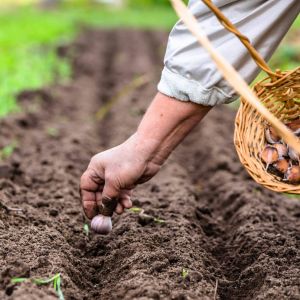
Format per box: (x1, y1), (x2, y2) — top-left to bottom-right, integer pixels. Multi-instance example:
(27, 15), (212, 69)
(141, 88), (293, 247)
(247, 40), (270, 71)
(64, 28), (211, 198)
(11, 273), (64, 300)
(0, 142), (17, 161)
(95, 75), (150, 120)
(83, 223), (89, 236)
(128, 207), (142, 213)
(128, 207), (166, 224)
(46, 127), (59, 137)
(11, 277), (27, 284)
(153, 217), (165, 224)
(181, 268), (188, 279)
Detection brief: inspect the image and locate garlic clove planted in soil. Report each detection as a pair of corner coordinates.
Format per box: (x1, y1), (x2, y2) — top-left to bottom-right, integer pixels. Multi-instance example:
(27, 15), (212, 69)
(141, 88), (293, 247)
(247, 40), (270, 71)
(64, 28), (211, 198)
(265, 126), (281, 144)
(272, 143), (288, 159)
(91, 215), (112, 234)
(284, 165), (300, 183)
(261, 146), (279, 169)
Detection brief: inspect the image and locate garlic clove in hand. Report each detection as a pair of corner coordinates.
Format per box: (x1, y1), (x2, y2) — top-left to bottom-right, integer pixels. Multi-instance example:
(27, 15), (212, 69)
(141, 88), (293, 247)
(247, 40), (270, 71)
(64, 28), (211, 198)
(91, 215), (112, 234)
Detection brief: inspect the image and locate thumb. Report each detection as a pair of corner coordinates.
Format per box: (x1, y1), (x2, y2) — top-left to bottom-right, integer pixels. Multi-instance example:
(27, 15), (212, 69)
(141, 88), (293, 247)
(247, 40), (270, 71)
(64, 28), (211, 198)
(102, 175), (121, 202)
(101, 176), (121, 216)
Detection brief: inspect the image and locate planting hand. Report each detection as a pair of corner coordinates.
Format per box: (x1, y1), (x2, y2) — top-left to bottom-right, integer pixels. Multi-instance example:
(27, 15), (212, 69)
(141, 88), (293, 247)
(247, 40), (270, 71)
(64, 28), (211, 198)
(80, 92), (211, 219)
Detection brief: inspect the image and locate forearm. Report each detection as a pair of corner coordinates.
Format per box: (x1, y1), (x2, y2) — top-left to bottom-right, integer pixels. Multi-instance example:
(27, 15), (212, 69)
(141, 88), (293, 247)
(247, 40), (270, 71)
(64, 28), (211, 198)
(133, 92), (211, 165)
(81, 93), (211, 220)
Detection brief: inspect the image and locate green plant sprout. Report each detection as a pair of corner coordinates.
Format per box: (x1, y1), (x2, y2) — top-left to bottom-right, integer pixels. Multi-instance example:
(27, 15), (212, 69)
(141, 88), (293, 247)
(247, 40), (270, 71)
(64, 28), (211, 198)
(128, 207), (142, 213)
(11, 277), (27, 284)
(11, 273), (64, 300)
(128, 207), (166, 224)
(0, 142), (17, 161)
(46, 127), (59, 137)
(83, 223), (89, 236)
(181, 268), (188, 279)
(153, 217), (165, 224)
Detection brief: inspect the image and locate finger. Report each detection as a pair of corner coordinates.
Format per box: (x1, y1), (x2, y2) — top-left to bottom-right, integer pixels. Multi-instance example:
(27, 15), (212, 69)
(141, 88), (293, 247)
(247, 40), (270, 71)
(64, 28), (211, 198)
(121, 198), (132, 209)
(119, 189), (132, 209)
(120, 192), (132, 208)
(102, 175), (121, 200)
(81, 190), (98, 219)
(95, 191), (103, 208)
(80, 169), (103, 191)
(80, 169), (104, 219)
(115, 202), (124, 215)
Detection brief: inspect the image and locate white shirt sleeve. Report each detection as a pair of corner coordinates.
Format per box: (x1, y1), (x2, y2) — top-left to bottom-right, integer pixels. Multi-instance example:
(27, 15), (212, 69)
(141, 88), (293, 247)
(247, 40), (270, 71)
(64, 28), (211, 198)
(158, 0), (300, 106)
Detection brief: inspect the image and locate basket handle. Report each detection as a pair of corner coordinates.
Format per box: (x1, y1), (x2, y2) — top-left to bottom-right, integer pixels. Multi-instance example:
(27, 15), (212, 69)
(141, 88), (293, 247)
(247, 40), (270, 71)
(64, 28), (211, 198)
(170, 0), (300, 154)
(201, 0), (279, 79)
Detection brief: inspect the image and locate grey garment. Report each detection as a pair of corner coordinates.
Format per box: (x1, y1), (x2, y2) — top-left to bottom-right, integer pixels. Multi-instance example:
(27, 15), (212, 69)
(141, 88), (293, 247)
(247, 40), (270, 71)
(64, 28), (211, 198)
(158, 0), (300, 106)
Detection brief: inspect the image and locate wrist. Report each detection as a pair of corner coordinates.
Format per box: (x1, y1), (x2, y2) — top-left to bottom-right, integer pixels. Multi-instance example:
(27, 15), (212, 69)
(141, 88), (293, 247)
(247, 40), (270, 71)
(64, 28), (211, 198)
(135, 93), (211, 164)
(124, 132), (162, 163)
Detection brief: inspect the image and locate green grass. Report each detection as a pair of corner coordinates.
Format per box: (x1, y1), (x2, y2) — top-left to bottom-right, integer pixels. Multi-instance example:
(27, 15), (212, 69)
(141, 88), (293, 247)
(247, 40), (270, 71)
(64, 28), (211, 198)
(0, 3), (298, 117)
(0, 4), (177, 117)
(0, 141), (17, 161)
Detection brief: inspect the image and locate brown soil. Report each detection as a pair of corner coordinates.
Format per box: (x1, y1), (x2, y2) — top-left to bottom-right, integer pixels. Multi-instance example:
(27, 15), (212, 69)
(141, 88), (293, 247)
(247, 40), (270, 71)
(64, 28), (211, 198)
(0, 29), (299, 300)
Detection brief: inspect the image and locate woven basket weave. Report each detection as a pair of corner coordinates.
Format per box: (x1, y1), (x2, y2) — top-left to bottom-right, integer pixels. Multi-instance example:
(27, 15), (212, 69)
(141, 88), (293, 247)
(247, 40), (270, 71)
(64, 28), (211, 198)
(202, 0), (300, 193)
(235, 68), (300, 193)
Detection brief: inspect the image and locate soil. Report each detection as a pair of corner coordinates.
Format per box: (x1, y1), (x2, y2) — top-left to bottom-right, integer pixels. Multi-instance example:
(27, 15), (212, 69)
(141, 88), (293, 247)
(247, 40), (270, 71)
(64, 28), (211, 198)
(0, 29), (299, 300)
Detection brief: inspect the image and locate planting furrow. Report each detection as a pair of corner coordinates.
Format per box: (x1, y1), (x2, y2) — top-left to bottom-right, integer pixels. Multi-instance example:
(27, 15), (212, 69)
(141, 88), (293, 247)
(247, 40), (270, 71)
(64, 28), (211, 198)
(175, 107), (300, 299)
(84, 29), (223, 300)
(0, 28), (299, 300)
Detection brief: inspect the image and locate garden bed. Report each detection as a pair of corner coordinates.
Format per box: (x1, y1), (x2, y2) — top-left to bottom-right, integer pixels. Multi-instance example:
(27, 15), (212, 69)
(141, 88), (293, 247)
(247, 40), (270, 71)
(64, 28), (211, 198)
(0, 29), (299, 300)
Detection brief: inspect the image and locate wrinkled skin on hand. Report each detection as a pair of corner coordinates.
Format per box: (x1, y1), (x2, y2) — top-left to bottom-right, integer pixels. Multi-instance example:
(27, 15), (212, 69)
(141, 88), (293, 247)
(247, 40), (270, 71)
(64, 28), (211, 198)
(80, 92), (211, 219)
(80, 134), (162, 219)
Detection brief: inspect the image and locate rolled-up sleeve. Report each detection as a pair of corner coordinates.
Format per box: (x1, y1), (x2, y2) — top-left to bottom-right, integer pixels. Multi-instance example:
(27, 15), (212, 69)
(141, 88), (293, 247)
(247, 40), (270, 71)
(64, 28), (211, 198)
(158, 0), (300, 106)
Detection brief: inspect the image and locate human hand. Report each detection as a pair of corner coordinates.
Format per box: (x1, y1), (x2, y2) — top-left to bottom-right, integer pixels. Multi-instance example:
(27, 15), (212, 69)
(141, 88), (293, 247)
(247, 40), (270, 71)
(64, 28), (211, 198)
(80, 92), (210, 220)
(80, 134), (162, 219)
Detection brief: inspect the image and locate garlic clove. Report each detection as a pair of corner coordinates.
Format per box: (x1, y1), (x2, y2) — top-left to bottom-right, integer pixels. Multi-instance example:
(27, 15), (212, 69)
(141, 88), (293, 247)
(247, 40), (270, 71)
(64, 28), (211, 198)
(91, 215), (112, 235)
(261, 146), (279, 169)
(265, 126), (281, 144)
(284, 165), (300, 183)
(272, 143), (288, 159)
(273, 158), (289, 174)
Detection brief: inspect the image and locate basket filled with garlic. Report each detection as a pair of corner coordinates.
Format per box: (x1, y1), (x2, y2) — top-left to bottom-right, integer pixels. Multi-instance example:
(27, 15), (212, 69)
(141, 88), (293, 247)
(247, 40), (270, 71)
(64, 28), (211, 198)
(196, 0), (300, 193)
(234, 67), (300, 194)
(171, 0), (300, 193)
(261, 121), (300, 183)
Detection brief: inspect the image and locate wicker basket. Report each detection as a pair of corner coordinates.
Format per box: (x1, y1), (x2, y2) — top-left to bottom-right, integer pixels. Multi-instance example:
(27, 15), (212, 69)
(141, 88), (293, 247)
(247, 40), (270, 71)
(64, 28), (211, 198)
(173, 0), (300, 194)
(202, 0), (300, 194)
(235, 68), (300, 193)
